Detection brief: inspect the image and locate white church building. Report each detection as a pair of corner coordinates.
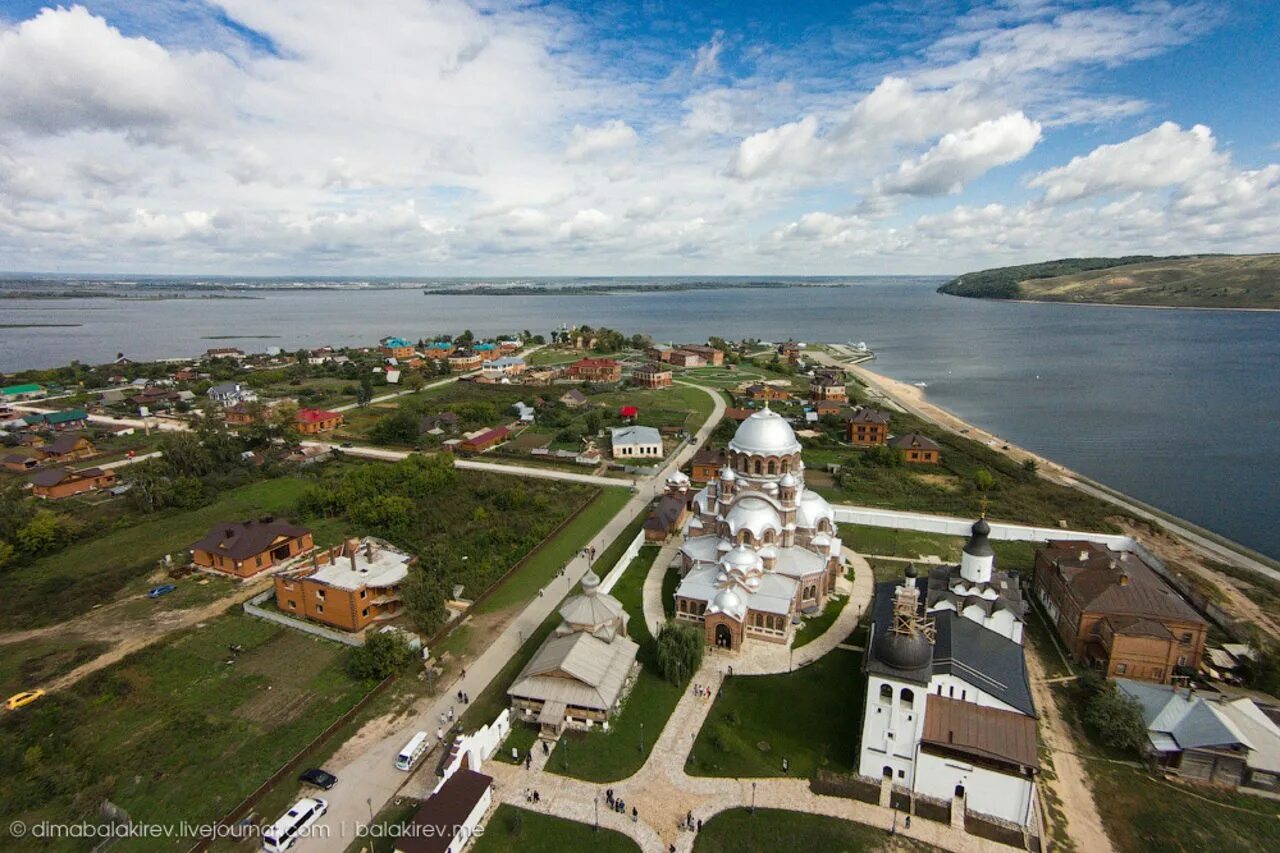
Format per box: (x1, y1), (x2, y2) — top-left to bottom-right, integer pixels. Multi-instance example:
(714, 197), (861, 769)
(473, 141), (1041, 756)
(857, 518), (1040, 830)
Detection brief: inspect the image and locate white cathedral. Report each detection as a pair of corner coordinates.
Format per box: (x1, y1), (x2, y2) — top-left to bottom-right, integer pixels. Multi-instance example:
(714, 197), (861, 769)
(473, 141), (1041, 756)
(673, 407), (844, 650)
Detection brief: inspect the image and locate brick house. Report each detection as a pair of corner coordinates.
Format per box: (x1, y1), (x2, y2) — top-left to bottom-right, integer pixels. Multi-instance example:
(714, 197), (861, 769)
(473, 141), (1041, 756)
(223, 403), (258, 426)
(274, 537), (415, 632)
(295, 408), (344, 434)
(459, 425), (509, 453)
(809, 369), (847, 402)
(1033, 541), (1208, 683)
(888, 433), (941, 463)
(632, 363), (672, 388)
(740, 384), (790, 403)
(447, 349), (483, 372)
(3, 453), (38, 472)
(566, 358), (622, 383)
(667, 350), (706, 368)
(422, 341), (454, 359)
(688, 446), (727, 482)
(723, 407), (753, 422)
(37, 433), (97, 463)
(380, 337), (416, 359)
(680, 345), (724, 366)
(28, 467), (116, 499)
(848, 408), (891, 446)
(191, 518), (314, 578)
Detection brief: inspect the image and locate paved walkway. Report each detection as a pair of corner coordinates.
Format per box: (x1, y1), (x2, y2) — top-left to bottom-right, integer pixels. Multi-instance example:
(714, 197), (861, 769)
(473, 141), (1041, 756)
(641, 537), (684, 636)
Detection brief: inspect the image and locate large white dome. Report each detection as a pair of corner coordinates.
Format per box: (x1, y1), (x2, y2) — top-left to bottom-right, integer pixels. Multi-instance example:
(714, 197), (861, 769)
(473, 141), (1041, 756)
(729, 407), (802, 456)
(725, 495), (782, 539)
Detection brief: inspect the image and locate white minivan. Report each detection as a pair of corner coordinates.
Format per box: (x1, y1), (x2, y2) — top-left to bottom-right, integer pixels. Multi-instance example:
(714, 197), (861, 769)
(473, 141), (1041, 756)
(262, 796), (327, 852)
(395, 731), (430, 771)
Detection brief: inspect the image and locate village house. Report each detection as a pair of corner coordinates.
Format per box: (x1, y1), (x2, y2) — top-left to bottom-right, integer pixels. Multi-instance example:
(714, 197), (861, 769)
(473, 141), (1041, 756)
(723, 406), (753, 422)
(207, 382), (258, 408)
(566, 357), (622, 383)
(2, 453), (38, 472)
(127, 388), (180, 411)
(741, 383), (791, 403)
(458, 426), (509, 454)
(559, 388), (589, 408)
(667, 350), (706, 368)
(473, 342), (500, 362)
(610, 425), (662, 460)
(379, 336), (416, 360)
(419, 412), (460, 434)
(632, 363), (673, 389)
(688, 446), (728, 482)
(422, 341), (454, 360)
(447, 349), (483, 372)
(508, 569), (640, 739)
(191, 517), (314, 579)
(1, 383), (46, 401)
(645, 472), (693, 541)
(889, 433), (941, 463)
(1033, 541), (1207, 683)
(848, 407), (891, 446)
(223, 403), (258, 426)
(28, 467), (116, 500)
(523, 366), (560, 385)
(812, 399), (849, 418)
(481, 356), (526, 380)
(205, 347), (245, 360)
(295, 408), (344, 434)
(499, 339), (522, 354)
(23, 409), (89, 431)
(275, 537), (415, 632)
(646, 344), (674, 362)
(394, 768), (494, 853)
(1117, 679), (1280, 792)
(680, 345), (724, 366)
(777, 341), (802, 363)
(38, 433), (97, 463)
(810, 369), (848, 402)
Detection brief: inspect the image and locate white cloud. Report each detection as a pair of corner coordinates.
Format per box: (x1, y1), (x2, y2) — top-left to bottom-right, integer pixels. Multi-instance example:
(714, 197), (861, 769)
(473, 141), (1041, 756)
(729, 116), (819, 179)
(874, 112), (1041, 196)
(1029, 122), (1226, 203)
(0, 5), (230, 142)
(565, 120), (639, 160)
(693, 31), (726, 77)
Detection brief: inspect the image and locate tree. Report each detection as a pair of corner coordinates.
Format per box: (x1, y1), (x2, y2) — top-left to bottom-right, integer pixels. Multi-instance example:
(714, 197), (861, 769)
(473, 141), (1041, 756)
(346, 631), (416, 681)
(401, 564), (454, 635)
(973, 468), (996, 491)
(1021, 458), (1039, 480)
(404, 371), (425, 392)
(1082, 678), (1147, 753)
(584, 411), (602, 435)
(357, 374), (374, 407)
(15, 510), (68, 556)
(654, 621), (703, 685)
(863, 444), (902, 468)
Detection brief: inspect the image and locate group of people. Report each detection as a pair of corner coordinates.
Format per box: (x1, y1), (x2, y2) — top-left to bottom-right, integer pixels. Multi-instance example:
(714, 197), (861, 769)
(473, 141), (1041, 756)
(692, 682), (714, 701)
(455, 689), (470, 705)
(524, 788), (541, 803)
(603, 788), (636, 821)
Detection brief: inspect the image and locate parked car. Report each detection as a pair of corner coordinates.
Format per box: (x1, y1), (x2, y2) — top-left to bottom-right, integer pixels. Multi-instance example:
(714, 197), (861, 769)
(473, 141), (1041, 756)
(340, 441), (354, 448)
(148, 584), (177, 599)
(5, 689), (45, 711)
(298, 768), (337, 790)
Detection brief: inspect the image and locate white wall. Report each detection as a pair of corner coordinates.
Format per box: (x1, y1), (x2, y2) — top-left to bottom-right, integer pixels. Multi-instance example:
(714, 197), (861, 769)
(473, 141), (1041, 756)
(434, 710), (510, 793)
(916, 750), (1036, 827)
(447, 787), (492, 853)
(925, 675), (1022, 715)
(833, 504), (1134, 549)
(858, 675), (928, 786)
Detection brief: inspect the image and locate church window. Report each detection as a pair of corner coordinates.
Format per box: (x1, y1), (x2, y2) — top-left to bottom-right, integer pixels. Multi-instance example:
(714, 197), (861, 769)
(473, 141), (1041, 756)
(879, 684), (892, 705)
(899, 688), (914, 710)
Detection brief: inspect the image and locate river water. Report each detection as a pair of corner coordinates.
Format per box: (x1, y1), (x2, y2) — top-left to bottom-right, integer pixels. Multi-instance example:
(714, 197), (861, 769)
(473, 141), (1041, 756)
(3, 278), (1278, 559)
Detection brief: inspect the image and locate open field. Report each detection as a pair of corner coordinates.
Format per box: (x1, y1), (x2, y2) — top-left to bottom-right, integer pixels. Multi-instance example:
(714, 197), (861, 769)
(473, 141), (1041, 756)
(942, 253), (1280, 310)
(548, 545), (684, 782)
(694, 807), (931, 852)
(688, 648), (863, 779)
(0, 636), (112, 698)
(473, 805), (641, 853)
(1, 477), (321, 630)
(0, 614), (369, 847)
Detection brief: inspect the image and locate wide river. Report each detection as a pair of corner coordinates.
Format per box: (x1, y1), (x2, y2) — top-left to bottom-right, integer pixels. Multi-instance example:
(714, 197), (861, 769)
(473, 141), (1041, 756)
(3, 278), (1278, 560)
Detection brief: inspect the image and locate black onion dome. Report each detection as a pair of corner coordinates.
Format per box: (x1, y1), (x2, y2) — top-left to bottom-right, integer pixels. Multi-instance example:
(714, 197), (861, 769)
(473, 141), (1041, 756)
(876, 631), (933, 670)
(964, 517), (994, 557)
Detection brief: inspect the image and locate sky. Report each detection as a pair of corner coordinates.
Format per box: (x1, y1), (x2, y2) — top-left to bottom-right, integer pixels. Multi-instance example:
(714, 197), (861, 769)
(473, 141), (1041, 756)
(0, 0), (1276, 276)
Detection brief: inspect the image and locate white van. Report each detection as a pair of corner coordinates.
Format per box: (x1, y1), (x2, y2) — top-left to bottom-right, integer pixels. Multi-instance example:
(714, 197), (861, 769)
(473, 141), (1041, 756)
(395, 731), (430, 771)
(262, 797), (327, 852)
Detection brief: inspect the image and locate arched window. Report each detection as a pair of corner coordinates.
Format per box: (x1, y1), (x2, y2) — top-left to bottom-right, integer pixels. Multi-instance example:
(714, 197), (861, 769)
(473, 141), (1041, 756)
(753, 458), (763, 475)
(767, 458), (777, 475)
(879, 684), (892, 705)
(899, 688), (914, 710)
(762, 529), (775, 545)
(780, 457), (790, 474)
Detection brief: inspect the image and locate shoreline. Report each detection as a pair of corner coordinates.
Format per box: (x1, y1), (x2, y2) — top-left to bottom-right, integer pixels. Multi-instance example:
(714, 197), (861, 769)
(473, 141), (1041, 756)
(842, 359), (1280, 581)
(1000, 297), (1280, 314)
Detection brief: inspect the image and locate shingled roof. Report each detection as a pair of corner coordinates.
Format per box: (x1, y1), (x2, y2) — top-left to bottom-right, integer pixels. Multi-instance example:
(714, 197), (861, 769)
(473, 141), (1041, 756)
(191, 518), (309, 560)
(1040, 541), (1204, 625)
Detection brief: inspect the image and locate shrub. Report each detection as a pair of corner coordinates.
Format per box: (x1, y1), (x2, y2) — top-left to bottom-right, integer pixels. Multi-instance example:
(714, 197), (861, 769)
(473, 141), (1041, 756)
(346, 631), (416, 682)
(1082, 679), (1147, 754)
(654, 621), (703, 685)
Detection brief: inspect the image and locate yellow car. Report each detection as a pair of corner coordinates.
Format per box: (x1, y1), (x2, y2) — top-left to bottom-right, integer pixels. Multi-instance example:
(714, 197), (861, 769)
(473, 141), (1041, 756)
(5, 689), (45, 711)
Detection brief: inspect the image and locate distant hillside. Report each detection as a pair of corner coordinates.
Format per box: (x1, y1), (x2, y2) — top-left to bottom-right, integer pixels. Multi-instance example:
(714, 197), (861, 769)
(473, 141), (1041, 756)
(939, 254), (1280, 309)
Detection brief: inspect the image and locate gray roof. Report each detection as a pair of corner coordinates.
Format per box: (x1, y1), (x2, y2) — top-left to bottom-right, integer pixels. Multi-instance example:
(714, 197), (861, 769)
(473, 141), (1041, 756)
(507, 631), (638, 713)
(557, 573), (627, 641)
(1117, 679), (1250, 751)
(611, 425), (662, 446)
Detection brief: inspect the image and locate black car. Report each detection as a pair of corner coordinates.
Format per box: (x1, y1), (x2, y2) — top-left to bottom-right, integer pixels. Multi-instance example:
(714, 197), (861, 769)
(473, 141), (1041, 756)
(298, 768), (337, 790)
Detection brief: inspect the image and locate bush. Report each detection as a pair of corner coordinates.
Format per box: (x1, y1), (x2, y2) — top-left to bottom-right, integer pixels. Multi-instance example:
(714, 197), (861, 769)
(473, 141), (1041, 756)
(1082, 677), (1147, 754)
(654, 621), (703, 685)
(346, 631), (416, 681)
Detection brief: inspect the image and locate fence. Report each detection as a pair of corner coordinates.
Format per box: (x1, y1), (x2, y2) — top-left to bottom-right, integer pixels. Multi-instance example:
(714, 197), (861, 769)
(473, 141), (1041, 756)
(599, 530), (646, 594)
(831, 504), (1136, 550)
(243, 590), (365, 647)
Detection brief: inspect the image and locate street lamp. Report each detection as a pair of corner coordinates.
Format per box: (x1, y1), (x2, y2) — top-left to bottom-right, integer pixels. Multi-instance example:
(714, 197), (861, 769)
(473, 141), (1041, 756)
(751, 781), (756, 815)
(594, 795), (599, 832)
(366, 797), (373, 823)
(640, 721), (645, 754)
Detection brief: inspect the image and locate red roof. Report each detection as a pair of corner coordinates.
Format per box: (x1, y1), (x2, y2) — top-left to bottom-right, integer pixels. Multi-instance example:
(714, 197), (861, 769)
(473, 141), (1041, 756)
(464, 426), (509, 445)
(296, 408), (341, 423)
(620, 405), (639, 417)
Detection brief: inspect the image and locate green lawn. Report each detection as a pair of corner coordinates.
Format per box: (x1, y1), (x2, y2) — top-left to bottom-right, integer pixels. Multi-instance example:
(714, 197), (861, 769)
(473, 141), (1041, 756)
(2, 477), (317, 630)
(592, 384), (716, 433)
(547, 545), (684, 782)
(661, 562), (679, 618)
(792, 591), (850, 649)
(689, 649), (864, 779)
(475, 487), (632, 615)
(694, 807), (930, 852)
(473, 805), (640, 853)
(0, 613), (370, 847)
(0, 636), (111, 698)
(840, 523), (964, 561)
(493, 720), (541, 765)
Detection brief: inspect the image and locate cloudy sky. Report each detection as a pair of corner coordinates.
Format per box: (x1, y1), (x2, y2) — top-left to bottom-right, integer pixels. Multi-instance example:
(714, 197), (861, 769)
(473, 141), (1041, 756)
(0, 0), (1276, 275)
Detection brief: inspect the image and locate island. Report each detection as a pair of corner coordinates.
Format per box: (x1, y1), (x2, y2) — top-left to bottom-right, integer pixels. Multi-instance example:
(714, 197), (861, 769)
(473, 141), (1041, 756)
(938, 253), (1280, 310)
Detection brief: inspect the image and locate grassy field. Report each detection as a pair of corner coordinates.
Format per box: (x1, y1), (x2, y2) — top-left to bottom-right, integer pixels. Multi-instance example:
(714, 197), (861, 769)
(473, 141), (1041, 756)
(841, 524), (964, 560)
(792, 591), (850, 649)
(474, 486), (631, 615)
(688, 648), (864, 779)
(473, 805), (640, 853)
(694, 807), (931, 852)
(1, 477), (319, 630)
(0, 613), (369, 847)
(0, 636), (112, 698)
(548, 545), (684, 782)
